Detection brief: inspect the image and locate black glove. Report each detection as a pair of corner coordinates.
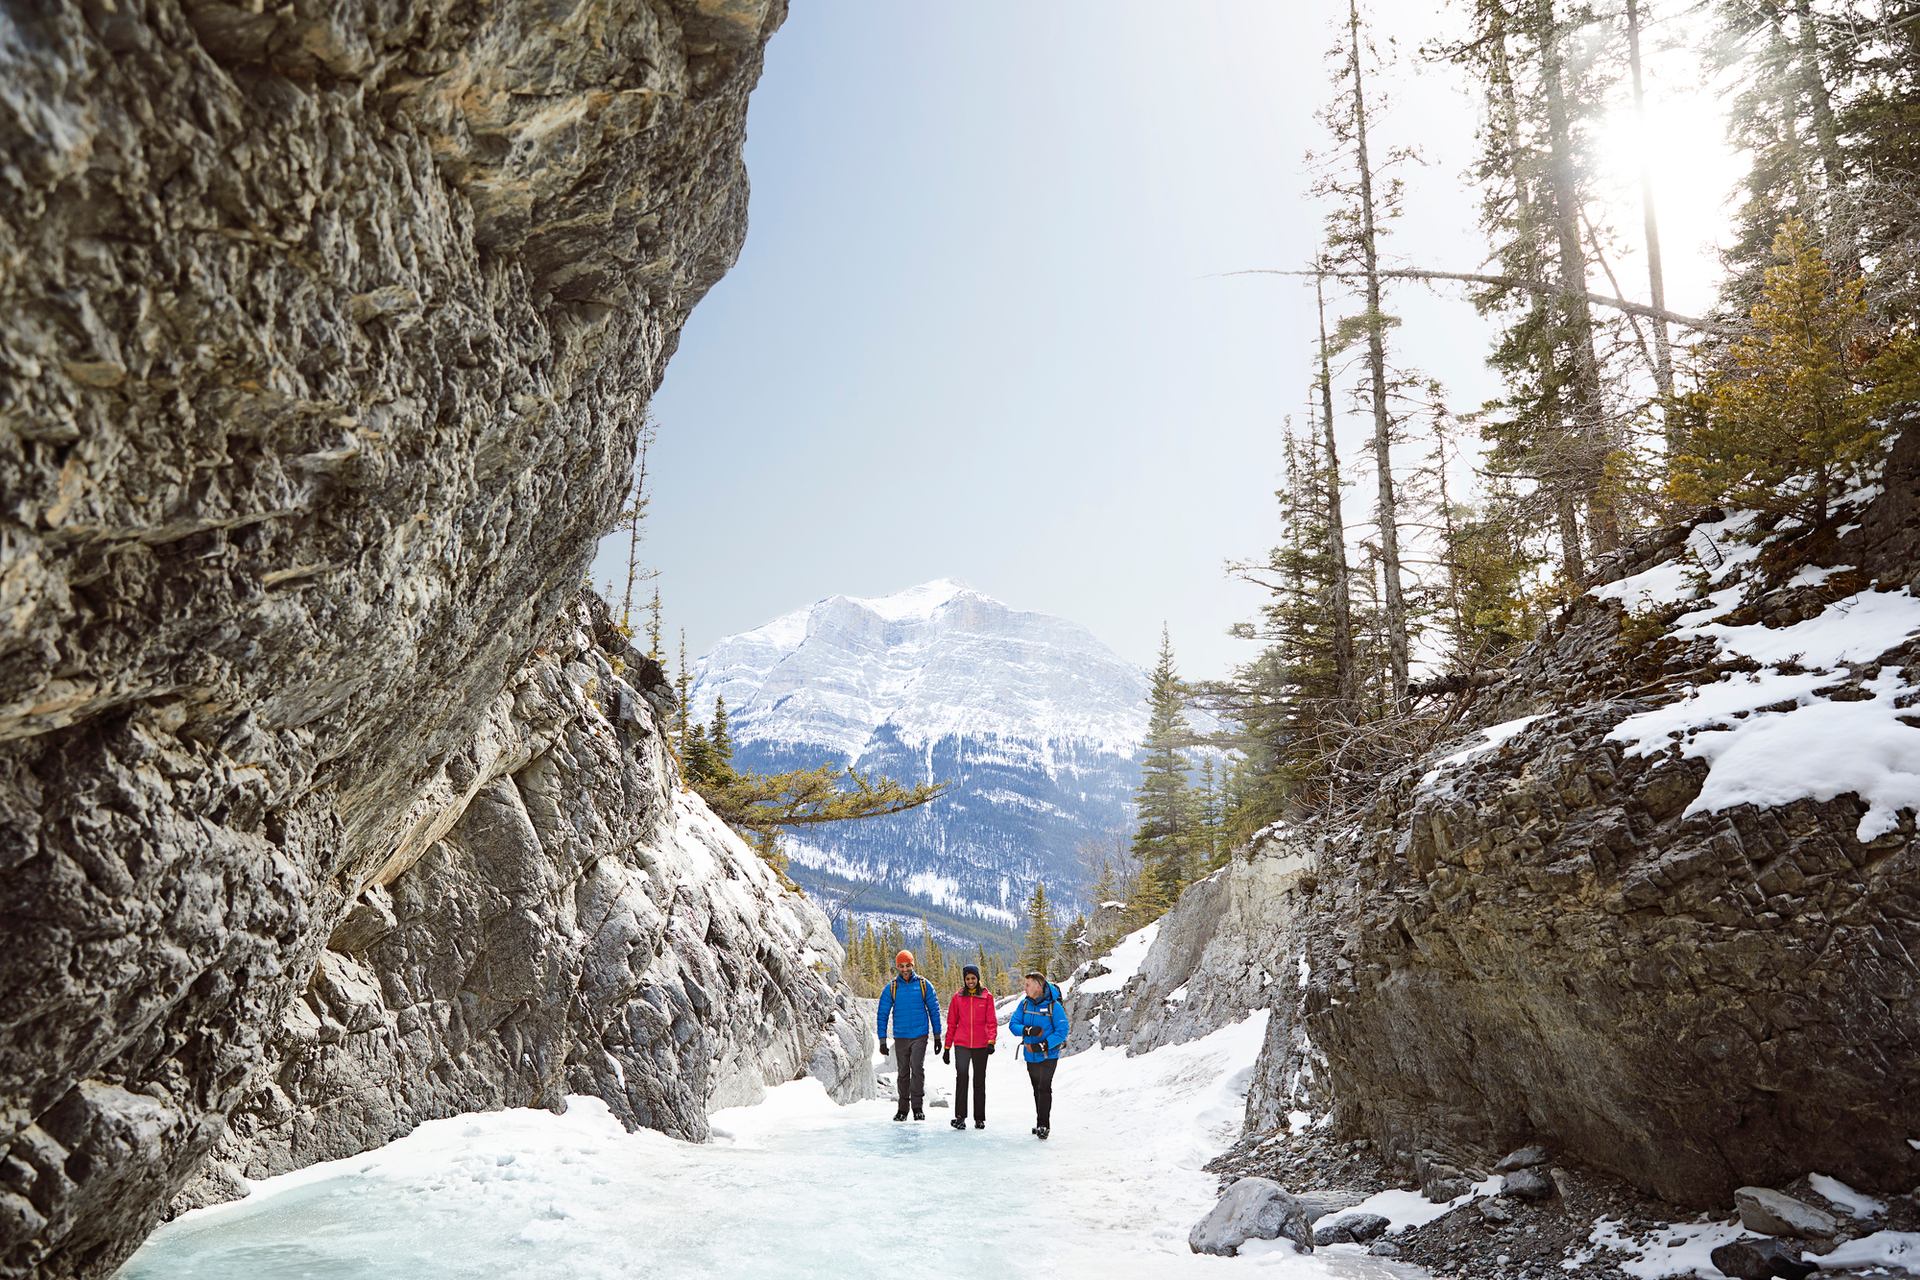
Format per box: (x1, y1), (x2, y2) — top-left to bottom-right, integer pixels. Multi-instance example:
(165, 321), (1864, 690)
(942, 1047), (951, 1065)
(879, 1039), (890, 1056)
(934, 1034), (943, 1053)
(986, 1041), (995, 1055)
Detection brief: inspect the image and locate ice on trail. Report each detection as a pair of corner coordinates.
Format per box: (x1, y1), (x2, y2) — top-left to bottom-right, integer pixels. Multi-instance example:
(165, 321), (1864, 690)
(117, 1011), (1427, 1280)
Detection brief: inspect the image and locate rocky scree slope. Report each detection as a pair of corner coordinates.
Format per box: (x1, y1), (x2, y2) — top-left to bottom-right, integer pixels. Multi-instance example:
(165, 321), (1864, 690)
(178, 593), (872, 1210)
(1305, 420), (1920, 1209)
(0, 2), (786, 1276)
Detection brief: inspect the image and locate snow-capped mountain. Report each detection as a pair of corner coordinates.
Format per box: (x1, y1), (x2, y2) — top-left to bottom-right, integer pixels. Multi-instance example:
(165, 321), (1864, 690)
(690, 580), (1148, 946)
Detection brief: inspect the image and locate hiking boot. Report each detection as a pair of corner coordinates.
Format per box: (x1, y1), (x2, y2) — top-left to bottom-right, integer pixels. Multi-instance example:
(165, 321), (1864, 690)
(1035, 1126), (1050, 1140)
(893, 1107), (908, 1122)
(949, 1118), (966, 1130)
(912, 1106), (925, 1121)
(974, 1120), (985, 1129)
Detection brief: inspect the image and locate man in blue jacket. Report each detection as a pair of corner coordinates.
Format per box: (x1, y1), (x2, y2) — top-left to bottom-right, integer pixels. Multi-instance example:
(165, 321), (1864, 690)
(1007, 969), (1069, 1139)
(876, 949), (943, 1121)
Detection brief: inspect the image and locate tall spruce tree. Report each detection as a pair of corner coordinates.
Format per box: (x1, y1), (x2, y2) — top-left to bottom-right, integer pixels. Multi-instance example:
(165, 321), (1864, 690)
(1318, 0), (1414, 699)
(1130, 627), (1198, 918)
(710, 696), (734, 775)
(1020, 883), (1059, 978)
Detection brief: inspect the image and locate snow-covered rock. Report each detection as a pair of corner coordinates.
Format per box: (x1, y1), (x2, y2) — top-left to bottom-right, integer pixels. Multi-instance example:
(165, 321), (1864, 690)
(1735, 1187), (1839, 1239)
(691, 580), (1156, 938)
(1188, 1176), (1314, 1256)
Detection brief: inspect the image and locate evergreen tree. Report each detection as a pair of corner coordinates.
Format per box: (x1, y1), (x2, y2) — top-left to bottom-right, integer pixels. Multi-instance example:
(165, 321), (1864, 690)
(1672, 218), (1914, 523)
(1317, 0), (1414, 697)
(1197, 757), (1226, 872)
(1129, 627), (1198, 920)
(646, 587), (664, 664)
(613, 416), (659, 634)
(673, 630), (692, 763)
(1222, 430), (1354, 826)
(683, 722), (716, 784)
(710, 696), (734, 774)
(1020, 882), (1059, 978)
(1057, 913), (1089, 983)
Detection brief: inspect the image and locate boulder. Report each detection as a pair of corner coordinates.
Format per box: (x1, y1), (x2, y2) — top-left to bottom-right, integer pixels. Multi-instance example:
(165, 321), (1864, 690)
(1296, 1188), (1369, 1221)
(1313, 1212), (1392, 1246)
(1495, 1144), (1552, 1172)
(1734, 1188), (1839, 1240)
(1501, 1168), (1558, 1202)
(1189, 1177), (1315, 1257)
(1709, 1236), (1816, 1280)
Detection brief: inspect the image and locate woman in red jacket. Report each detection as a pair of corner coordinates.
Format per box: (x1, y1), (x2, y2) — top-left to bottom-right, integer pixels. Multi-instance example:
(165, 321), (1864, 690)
(942, 965), (997, 1130)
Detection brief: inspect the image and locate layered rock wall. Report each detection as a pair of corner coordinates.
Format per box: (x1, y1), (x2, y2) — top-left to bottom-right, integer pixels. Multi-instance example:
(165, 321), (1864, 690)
(1302, 427), (1920, 1207)
(0, 2), (787, 1274)
(179, 595), (871, 1207)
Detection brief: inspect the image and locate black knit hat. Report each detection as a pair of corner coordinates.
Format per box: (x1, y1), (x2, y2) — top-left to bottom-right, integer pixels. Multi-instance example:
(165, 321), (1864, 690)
(962, 964), (980, 980)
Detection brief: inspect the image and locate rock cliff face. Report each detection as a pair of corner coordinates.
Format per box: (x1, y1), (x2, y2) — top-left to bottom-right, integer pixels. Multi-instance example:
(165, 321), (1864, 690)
(1065, 843), (1316, 1059)
(1304, 425), (1920, 1208)
(1070, 426), (1920, 1215)
(177, 594), (870, 1209)
(0, 2), (790, 1275)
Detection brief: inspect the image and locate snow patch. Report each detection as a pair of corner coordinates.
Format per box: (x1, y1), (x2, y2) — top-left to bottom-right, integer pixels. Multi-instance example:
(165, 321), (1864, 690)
(1609, 589), (1920, 840)
(1813, 1231), (1920, 1271)
(1578, 1215), (1749, 1279)
(1420, 715), (1544, 789)
(1808, 1173), (1887, 1219)
(1077, 921), (1159, 995)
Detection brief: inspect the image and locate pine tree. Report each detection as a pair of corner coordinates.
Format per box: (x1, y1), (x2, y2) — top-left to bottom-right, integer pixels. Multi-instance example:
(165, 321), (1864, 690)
(1197, 757), (1225, 872)
(1672, 218), (1912, 523)
(1314, 270), (1360, 708)
(1223, 428), (1354, 825)
(1318, 0), (1414, 698)
(1020, 883), (1059, 978)
(683, 722), (716, 784)
(646, 587), (664, 664)
(1443, 0), (1626, 583)
(1129, 627), (1198, 919)
(673, 630), (692, 763)
(710, 696), (734, 775)
(613, 416), (659, 634)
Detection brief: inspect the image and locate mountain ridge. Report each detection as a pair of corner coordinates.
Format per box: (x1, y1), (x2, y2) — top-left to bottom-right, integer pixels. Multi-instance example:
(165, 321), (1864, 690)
(690, 580), (1151, 944)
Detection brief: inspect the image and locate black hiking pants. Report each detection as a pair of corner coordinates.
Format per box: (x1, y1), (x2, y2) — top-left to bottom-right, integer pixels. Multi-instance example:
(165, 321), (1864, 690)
(1026, 1057), (1057, 1128)
(893, 1036), (928, 1109)
(953, 1046), (989, 1122)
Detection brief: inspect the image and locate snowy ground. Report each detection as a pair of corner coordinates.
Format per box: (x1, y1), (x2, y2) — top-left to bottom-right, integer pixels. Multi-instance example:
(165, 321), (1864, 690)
(118, 1014), (1429, 1280)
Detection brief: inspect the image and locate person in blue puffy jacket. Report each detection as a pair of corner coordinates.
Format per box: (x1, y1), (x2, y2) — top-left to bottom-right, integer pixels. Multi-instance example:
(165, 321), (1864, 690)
(1006, 970), (1069, 1139)
(876, 949), (943, 1121)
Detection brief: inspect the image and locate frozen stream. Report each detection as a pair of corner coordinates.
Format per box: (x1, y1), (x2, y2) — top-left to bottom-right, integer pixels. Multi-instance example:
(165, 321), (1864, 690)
(119, 1015), (1429, 1279)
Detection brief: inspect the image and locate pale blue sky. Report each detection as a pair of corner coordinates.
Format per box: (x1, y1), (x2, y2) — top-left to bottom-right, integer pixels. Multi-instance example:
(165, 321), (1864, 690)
(591, 1), (1738, 678)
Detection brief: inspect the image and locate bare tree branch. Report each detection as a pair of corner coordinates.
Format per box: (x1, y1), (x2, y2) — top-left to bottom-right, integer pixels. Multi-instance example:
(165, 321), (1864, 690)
(1219, 266), (1733, 335)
